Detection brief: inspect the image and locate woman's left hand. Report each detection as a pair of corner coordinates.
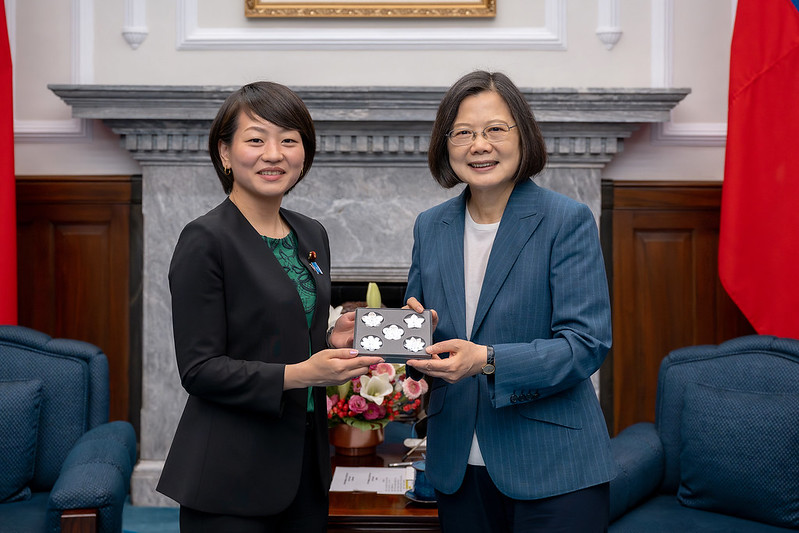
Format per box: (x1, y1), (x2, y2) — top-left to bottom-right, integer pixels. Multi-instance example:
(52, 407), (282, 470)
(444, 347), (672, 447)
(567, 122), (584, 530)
(404, 297), (439, 332)
(407, 339), (487, 384)
(328, 311), (355, 348)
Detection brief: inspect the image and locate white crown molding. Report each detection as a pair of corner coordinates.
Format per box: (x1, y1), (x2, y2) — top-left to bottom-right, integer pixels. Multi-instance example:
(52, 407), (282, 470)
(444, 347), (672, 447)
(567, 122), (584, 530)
(596, 0), (622, 50)
(13, 0), (93, 143)
(11, 0), (729, 146)
(123, 0), (148, 50)
(176, 0), (566, 51)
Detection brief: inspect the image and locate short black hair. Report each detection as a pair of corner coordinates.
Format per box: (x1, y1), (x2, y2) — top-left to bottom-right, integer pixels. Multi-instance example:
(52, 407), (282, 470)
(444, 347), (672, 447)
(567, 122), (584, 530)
(428, 71), (547, 188)
(208, 81), (316, 195)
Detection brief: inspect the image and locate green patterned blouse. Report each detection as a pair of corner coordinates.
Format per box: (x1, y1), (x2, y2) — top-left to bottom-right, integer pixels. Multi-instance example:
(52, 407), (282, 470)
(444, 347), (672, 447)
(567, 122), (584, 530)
(263, 230), (316, 411)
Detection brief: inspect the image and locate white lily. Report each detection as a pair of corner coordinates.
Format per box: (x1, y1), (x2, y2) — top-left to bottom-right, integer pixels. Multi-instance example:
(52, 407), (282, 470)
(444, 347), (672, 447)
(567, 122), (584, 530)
(359, 373), (393, 405)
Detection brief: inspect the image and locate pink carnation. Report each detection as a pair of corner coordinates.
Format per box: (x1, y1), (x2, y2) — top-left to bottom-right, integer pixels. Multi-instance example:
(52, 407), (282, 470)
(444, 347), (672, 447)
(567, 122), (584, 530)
(327, 394), (338, 413)
(420, 378), (428, 394)
(348, 395), (368, 414)
(352, 376), (362, 393)
(363, 402), (383, 420)
(402, 378), (424, 400)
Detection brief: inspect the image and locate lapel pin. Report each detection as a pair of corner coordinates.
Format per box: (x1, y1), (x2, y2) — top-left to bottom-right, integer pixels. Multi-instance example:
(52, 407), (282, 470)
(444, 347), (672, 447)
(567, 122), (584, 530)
(308, 251), (323, 275)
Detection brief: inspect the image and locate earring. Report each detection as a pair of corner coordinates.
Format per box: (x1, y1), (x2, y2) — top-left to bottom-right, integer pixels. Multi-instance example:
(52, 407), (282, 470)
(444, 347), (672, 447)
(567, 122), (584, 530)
(224, 166), (231, 176)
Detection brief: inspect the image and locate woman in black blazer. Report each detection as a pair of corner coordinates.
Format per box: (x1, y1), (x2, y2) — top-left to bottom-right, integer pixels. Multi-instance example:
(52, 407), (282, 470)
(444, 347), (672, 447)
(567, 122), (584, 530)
(157, 82), (383, 532)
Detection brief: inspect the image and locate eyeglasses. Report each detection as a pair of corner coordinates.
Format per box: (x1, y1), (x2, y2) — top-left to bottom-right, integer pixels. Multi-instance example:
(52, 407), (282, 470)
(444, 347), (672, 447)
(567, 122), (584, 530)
(446, 123), (517, 146)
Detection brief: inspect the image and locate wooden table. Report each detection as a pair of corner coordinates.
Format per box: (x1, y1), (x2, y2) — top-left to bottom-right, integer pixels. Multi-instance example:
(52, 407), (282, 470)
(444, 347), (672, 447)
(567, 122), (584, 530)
(328, 443), (439, 533)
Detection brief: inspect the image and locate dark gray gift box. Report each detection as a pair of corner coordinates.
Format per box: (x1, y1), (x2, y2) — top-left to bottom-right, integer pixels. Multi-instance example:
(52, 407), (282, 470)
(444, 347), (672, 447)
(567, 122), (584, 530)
(353, 308), (433, 362)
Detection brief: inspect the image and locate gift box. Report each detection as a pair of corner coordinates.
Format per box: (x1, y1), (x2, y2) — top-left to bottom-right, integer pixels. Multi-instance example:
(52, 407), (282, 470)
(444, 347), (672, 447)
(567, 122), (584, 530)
(353, 307), (433, 362)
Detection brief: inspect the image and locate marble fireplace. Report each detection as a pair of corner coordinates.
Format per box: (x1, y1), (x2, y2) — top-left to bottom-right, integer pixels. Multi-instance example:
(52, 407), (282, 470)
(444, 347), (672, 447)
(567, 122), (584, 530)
(51, 84), (688, 506)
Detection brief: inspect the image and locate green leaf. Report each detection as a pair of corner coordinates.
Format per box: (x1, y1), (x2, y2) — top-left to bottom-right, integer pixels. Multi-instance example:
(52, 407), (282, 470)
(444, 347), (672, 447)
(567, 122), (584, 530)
(346, 418), (389, 431)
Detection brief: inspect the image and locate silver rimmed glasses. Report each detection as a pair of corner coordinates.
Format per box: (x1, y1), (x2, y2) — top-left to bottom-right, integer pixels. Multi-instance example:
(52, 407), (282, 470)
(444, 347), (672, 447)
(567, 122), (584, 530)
(446, 123), (517, 146)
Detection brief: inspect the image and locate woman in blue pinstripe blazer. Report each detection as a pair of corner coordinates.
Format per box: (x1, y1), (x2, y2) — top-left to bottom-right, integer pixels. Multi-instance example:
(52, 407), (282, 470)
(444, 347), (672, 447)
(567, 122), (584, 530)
(405, 71), (616, 533)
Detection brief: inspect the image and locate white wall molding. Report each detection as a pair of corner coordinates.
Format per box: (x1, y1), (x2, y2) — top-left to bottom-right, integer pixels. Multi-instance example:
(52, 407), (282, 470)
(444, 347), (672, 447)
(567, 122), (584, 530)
(650, 0), (728, 147)
(651, 121), (726, 146)
(596, 0), (622, 50)
(176, 0), (566, 51)
(13, 118), (93, 142)
(13, 0), (93, 142)
(123, 0), (148, 50)
(650, 0), (673, 88)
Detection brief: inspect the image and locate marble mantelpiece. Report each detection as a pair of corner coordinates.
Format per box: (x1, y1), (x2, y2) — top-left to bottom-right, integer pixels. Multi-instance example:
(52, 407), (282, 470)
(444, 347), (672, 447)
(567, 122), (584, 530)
(51, 84), (688, 506)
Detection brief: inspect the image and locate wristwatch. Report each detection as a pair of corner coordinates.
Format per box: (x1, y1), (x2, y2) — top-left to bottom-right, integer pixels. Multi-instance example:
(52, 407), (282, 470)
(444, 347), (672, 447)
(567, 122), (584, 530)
(481, 345), (495, 375)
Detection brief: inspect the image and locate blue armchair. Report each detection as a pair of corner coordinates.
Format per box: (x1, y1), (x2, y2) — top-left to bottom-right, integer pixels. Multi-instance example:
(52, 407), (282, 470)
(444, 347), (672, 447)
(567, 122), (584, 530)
(0, 325), (137, 533)
(609, 335), (799, 532)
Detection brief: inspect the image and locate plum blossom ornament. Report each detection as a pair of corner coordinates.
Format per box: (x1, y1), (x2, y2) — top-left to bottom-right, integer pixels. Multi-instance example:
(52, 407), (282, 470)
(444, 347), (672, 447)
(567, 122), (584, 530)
(362, 311), (384, 327)
(404, 336), (426, 353)
(360, 335), (383, 351)
(404, 313), (425, 329)
(382, 324), (404, 340)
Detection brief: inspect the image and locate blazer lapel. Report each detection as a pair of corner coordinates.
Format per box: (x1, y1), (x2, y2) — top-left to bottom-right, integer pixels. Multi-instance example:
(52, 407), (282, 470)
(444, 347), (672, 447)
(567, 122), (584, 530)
(471, 180), (543, 339)
(437, 192), (469, 342)
(282, 209), (331, 334)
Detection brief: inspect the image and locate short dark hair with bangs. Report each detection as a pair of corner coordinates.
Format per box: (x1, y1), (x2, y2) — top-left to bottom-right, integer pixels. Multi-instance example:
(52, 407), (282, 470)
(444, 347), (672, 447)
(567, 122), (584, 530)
(427, 71), (547, 189)
(208, 81), (316, 195)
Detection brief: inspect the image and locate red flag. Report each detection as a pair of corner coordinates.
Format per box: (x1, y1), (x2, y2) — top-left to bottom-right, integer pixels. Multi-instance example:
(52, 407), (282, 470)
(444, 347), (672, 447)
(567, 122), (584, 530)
(719, 0), (799, 339)
(0, 0), (17, 325)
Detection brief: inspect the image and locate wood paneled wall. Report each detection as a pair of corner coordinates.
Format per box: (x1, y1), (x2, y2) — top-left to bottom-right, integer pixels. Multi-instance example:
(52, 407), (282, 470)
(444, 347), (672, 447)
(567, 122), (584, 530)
(599, 180), (754, 436)
(14, 177), (754, 438)
(16, 176), (142, 426)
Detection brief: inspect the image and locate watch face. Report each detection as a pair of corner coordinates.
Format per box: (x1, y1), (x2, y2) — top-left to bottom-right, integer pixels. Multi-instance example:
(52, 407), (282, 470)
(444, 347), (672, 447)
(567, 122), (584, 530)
(481, 363), (495, 375)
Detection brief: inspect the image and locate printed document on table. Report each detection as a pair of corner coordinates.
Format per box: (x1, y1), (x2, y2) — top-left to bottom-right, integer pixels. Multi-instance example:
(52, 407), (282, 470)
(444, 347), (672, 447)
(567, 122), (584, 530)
(329, 466), (414, 494)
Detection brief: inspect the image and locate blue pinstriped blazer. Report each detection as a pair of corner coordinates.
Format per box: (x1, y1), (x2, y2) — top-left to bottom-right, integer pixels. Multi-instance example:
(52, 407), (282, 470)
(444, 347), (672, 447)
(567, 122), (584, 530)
(405, 178), (617, 499)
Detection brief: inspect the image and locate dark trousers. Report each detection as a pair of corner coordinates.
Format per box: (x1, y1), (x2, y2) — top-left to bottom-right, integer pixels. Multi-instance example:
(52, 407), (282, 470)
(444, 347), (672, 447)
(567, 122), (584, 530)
(179, 416), (328, 533)
(436, 465), (609, 533)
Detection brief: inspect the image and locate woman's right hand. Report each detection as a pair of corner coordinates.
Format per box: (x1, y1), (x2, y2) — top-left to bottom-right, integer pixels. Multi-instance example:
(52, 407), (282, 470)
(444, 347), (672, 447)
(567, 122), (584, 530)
(283, 348), (383, 389)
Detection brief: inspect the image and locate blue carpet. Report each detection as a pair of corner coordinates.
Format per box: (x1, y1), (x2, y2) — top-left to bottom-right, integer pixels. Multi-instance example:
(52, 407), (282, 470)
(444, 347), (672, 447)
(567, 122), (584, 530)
(122, 499), (179, 533)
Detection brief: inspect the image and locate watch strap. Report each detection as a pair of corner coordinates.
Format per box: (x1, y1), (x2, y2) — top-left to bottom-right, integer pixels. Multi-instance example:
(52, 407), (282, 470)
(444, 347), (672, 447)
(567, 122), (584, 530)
(482, 345), (495, 375)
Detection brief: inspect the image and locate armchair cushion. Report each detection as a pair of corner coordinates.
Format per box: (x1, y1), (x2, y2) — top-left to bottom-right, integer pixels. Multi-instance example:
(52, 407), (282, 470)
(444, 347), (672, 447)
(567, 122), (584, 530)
(0, 379), (42, 503)
(677, 382), (799, 529)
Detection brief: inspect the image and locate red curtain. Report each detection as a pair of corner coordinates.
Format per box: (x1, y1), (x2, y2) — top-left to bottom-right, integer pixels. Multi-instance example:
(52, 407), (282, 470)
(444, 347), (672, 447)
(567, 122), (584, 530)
(719, 0), (799, 339)
(0, 0), (17, 325)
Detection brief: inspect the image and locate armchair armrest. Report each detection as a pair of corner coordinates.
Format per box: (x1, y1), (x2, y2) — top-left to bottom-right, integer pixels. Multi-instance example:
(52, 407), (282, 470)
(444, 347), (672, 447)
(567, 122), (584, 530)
(609, 422), (665, 522)
(47, 421), (136, 532)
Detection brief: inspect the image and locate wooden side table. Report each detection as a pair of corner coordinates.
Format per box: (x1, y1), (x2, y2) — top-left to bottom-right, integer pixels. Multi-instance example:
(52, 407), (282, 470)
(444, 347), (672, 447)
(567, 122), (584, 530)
(328, 443), (439, 533)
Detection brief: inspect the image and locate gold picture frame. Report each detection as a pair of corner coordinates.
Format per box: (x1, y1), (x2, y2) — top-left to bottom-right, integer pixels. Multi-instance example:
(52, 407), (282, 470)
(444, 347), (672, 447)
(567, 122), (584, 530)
(245, 0), (496, 18)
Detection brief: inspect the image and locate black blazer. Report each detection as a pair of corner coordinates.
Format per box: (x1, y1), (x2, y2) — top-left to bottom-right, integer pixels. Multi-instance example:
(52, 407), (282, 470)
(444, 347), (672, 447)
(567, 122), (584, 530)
(157, 198), (332, 516)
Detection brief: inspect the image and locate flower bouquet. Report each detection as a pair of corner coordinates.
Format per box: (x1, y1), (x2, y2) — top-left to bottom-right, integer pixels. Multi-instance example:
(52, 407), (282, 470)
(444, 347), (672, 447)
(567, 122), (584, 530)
(326, 362), (428, 431)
